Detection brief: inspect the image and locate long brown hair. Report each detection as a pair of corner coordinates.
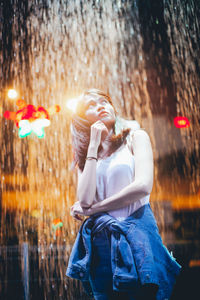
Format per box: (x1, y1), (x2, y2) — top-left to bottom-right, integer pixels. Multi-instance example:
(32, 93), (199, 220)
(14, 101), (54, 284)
(71, 89), (130, 171)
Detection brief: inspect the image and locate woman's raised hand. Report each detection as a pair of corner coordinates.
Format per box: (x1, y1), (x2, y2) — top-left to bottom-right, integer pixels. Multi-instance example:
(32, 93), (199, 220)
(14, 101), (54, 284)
(89, 120), (109, 150)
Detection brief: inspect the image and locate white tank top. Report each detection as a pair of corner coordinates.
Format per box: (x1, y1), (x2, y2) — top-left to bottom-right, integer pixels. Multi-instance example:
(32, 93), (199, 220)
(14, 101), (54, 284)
(94, 142), (150, 221)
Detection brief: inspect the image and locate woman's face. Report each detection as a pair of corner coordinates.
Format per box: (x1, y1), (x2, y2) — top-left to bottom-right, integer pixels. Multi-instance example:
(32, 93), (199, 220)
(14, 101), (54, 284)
(83, 94), (116, 130)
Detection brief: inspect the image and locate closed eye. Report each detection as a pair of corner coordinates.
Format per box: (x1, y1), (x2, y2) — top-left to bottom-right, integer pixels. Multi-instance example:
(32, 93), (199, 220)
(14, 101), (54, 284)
(86, 100), (96, 108)
(99, 98), (108, 104)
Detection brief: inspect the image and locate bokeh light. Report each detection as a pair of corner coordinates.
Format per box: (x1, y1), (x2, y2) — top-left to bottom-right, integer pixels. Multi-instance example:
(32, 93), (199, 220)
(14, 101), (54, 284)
(7, 89), (18, 99)
(174, 116), (190, 128)
(66, 97), (80, 114)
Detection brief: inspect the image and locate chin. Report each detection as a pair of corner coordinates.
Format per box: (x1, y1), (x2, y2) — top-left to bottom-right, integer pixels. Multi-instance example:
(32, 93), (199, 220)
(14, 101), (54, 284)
(102, 119), (115, 129)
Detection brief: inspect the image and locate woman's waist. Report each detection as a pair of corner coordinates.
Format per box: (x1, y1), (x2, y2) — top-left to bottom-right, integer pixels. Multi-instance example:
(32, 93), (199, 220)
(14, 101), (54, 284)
(90, 202), (159, 243)
(108, 195), (150, 221)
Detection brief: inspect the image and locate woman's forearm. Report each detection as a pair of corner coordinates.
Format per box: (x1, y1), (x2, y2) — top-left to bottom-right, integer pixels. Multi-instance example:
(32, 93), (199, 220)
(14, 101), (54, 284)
(90, 179), (152, 214)
(77, 145), (98, 208)
(77, 121), (109, 209)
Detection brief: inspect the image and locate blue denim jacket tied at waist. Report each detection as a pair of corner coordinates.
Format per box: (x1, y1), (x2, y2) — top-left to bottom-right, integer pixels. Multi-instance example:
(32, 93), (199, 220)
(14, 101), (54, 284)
(66, 204), (181, 299)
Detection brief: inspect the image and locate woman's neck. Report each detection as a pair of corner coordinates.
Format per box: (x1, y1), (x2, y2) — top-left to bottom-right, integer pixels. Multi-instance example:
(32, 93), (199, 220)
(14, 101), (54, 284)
(98, 129), (113, 158)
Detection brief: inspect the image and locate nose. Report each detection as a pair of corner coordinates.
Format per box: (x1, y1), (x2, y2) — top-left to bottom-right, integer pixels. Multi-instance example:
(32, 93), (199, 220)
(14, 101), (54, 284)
(97, 103), (105, 112)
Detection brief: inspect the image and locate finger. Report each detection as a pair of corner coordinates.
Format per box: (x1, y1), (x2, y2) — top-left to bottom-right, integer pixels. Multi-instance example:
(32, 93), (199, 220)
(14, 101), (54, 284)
(70, 209), (75, 217)
(92, 120), (106, 127)
(70, 210), (81, 220)
(92, 123), (108, 133)
(74, 214), (83, 221)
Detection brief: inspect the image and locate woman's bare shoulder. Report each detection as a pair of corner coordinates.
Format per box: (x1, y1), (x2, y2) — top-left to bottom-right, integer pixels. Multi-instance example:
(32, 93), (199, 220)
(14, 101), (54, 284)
(127, 126), (151, 154)
(132, 128), (150, 138)
(123, 119), (140, 131)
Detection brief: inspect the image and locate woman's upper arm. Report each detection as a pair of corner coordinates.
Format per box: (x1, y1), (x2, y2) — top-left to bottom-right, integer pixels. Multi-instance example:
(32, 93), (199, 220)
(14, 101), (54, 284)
(132, 129), (154, 194)
(77, 168), (83, 193)
(77, 168), (82, 181)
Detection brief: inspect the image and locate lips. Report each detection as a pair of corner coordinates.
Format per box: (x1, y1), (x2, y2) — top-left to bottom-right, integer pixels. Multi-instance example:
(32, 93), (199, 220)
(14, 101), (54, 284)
(98, 111), (109, 117)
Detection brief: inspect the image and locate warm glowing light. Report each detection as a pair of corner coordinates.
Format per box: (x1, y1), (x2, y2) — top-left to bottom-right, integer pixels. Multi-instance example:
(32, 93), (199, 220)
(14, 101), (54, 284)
(18, 119), (50, 138)
(52, 218), (63, 231)
(16, 99), (26, 109)
(189, 260), (200, 267)
(4, 111), (16, 120)
(4, 100), (59, 138)
(31, 209), (42, 218)
(174, 116), (190, 128)
(66, 97), (80, 113)
(48, 105), (61, 115)
(19, 120), (32, 138)
(8, 89), (18, 99)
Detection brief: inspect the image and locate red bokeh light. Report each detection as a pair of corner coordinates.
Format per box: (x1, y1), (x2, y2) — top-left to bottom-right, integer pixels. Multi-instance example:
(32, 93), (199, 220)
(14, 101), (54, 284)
(174, 116), (190, 128)
(4, 111), (16, 120)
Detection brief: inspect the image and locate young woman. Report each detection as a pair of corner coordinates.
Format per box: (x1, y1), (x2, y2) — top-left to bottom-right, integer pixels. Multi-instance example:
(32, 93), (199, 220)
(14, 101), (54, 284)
(66, 89), (181, 300)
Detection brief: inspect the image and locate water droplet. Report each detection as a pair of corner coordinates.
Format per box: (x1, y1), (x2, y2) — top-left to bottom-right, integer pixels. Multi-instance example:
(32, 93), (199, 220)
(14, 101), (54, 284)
(130, 28), (134, 36)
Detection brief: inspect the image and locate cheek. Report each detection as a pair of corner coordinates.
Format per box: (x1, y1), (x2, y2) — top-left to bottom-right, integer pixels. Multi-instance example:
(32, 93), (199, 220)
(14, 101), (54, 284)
(109, 107), (115, 118)
(107, 104), (114, 113)
(85, 111), (97, 123)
